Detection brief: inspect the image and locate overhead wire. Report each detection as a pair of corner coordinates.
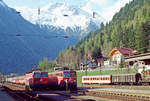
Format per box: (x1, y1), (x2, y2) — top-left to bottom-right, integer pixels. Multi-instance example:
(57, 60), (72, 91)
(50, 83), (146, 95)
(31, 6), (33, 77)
(0, 33), (70, 39)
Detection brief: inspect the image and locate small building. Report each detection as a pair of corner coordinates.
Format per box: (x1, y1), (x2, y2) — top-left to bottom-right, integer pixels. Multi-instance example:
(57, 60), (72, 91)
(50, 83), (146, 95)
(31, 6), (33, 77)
(125, 52), (150, 66)
(109, 47), (136, 65)
(96, 57), (108, 67)
(80, 59), (97, 71)
(104, 60), (110, 66)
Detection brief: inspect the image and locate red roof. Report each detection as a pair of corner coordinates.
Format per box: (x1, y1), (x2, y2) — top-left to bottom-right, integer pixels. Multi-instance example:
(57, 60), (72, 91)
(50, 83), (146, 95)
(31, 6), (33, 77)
(109, 47), (136, 56)
(117, 47), (135, 56)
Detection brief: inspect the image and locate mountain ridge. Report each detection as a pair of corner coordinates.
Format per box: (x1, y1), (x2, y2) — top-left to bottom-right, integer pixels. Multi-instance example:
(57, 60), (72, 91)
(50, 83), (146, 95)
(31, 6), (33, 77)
(14, 3), (103, 38)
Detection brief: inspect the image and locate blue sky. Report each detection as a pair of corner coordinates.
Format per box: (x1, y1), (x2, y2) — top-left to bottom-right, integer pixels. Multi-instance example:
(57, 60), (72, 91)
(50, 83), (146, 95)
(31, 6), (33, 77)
(3, 0), (85, 8)
(3, 0), (116, 8)
(3, 0), (132, 21)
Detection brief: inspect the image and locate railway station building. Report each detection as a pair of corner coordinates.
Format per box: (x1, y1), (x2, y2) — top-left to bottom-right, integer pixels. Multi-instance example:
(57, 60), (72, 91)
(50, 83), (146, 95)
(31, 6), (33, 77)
(125, 52), (150, 66)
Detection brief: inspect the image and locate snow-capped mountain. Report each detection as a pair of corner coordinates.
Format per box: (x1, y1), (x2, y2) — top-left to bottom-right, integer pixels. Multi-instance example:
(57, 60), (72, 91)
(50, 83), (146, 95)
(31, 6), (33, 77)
(0, 1), (78, 74)
(14, 3), (103, 37)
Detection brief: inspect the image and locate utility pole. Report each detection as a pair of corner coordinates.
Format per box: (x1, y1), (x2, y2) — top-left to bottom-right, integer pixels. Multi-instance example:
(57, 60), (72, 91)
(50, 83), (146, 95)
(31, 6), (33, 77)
(85, 60), (87, 76)
(85, 57), (88, 76)
(38, 8), (40, 15)
(99, 62), (101, 74)
(93, 12), (95, 18)
(38, 8), (40, 24)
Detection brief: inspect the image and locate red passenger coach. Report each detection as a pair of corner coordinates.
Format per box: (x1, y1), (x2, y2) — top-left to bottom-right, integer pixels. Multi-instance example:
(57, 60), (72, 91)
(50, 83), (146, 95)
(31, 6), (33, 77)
(48, 70), (77, 90)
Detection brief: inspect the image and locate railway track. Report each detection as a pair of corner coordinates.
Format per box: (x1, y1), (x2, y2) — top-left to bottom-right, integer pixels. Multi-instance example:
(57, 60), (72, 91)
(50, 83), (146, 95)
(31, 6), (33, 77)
(78, 85), (150, 101)
(4, 82), (25, 90)
(80, 84), (150, 90)
(4, 87), (43, 101)
(82, 89), (150, 101)
(3, 82), (96, 101)
(4, 82), (150, 101)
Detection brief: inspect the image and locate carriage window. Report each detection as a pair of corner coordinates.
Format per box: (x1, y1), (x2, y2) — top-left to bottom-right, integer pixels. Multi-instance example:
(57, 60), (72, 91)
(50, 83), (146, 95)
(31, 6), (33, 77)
(64, 73), (70, 77)
(34, 72), (41, 78)
(70, 72), (76, 77)
(41, 73), (48, 78)
(64, 72), (76, 77)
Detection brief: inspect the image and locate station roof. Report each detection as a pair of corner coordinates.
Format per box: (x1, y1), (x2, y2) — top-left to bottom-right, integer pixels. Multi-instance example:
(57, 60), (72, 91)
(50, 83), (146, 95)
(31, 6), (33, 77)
(125, 52), (150, 62)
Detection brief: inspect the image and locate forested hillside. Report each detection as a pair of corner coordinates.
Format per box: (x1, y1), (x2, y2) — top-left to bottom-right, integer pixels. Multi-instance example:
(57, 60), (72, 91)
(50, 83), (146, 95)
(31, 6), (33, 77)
(56, 0), (150, 69)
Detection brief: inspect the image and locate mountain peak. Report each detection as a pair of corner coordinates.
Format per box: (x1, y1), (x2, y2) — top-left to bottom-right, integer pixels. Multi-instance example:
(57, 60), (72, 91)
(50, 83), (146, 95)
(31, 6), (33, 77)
(14, 3), (103, 34)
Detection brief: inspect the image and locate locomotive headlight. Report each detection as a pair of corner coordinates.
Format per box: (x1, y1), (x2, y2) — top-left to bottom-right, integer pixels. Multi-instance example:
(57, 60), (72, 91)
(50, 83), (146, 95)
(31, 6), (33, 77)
(65, 79), (68, 83)
(69, 78), (72, 81)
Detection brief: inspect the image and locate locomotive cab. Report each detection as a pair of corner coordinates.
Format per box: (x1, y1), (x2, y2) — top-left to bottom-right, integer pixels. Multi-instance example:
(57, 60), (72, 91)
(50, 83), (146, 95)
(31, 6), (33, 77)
(25, 71), (49, 90)
(48, 70), (77, 90)
(63, 71), (77, 90)
(40, 72), (49, 89)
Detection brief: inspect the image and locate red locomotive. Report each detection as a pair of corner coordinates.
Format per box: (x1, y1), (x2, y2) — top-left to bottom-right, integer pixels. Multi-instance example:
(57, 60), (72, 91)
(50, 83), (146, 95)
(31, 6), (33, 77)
(6, 71), (49, 90)
(48, 70), (77, 90)
(25, 71), (49, 90)
(5, 69), (77, 91)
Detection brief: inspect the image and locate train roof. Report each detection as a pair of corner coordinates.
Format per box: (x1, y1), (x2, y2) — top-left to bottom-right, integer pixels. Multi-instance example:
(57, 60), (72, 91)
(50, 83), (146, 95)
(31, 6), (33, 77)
(112, 73), (139, 76)
(82, 75), (111, 78)
(49, 70), (76, 73)
(55, 70), (76, 72)
(26, 71), (47, 74)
